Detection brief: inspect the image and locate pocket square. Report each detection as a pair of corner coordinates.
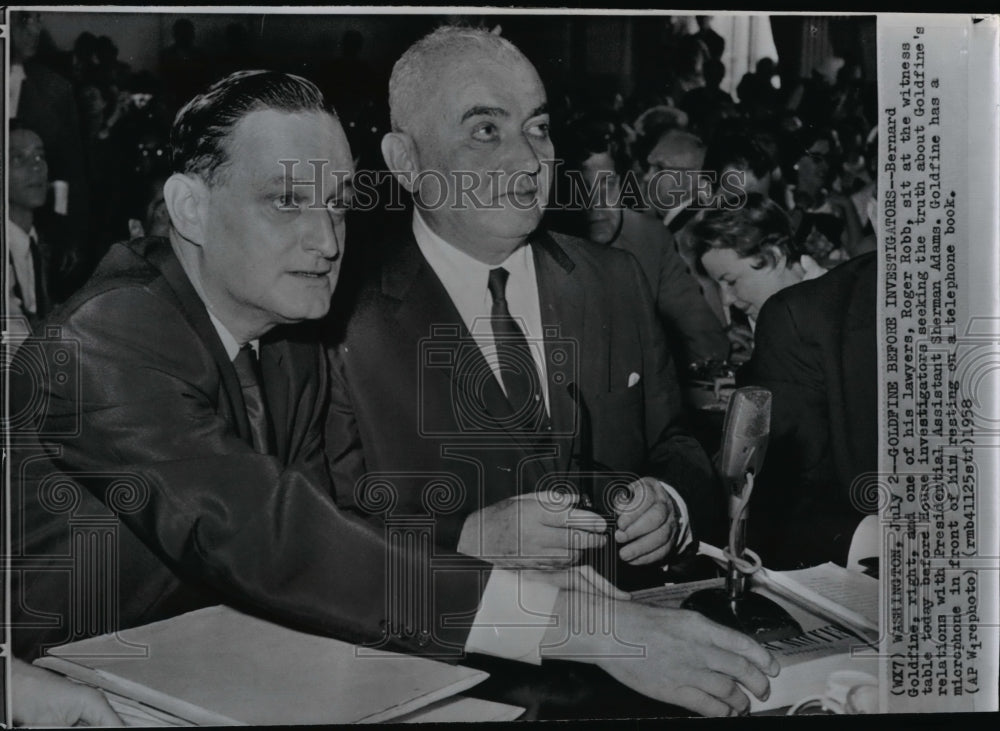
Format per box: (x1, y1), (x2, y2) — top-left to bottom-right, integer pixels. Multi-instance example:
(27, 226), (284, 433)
(627, 372), (640, 388)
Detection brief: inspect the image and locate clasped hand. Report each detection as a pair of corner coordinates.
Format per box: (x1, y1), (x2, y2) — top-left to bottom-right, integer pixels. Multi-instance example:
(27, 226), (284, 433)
(458, 477), (685, 569)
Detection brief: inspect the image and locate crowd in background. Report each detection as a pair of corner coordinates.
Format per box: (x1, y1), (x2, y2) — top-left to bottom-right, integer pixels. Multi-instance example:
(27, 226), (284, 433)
(9, 12), (878, 372)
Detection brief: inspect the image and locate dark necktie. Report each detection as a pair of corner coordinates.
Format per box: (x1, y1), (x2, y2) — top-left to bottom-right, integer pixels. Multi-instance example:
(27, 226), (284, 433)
(487, 267), (548, 431)
(232, 344), (275, 455)
(12, 234), (43, 318)
(29, 233), (48, 320)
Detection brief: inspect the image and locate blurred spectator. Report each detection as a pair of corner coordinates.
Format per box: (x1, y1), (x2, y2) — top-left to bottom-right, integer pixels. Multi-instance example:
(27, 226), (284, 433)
(6, 122), (81, 336)
(9, 11), (89, 237)
(736, 57), (780, 123)
(689, 193), (828, 331)
(666, 34), (710, 99)
(680, 58), (736, 140)
(557, 112), (730, 372)
(788, 127), (869, 256)
(693, 16), (725, 61)
(95, 35), (132, 91)
(705, 127), (779, 200)
(70, 31), (100, 84)
(159, 17), (209, 115)
(641, 128), (707, 227)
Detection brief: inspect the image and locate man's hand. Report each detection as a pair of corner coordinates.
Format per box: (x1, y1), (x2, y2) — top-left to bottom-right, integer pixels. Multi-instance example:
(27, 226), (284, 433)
(522, 564), (631, 600)
(545, 598), (779, 717)
(613, 477), (683, 565)
(457, 491), (607, 569)
(11, 658), (124, 726)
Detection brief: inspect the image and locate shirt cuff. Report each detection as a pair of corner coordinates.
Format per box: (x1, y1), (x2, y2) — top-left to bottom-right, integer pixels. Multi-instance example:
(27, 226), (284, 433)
(464, 568), (560, 665)
(657, 480), (694, 554)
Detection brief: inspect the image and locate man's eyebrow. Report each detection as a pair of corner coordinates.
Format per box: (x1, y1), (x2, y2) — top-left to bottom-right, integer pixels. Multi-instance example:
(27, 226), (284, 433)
(265, 172), (355, 187)
(529, 104), (548, 117)
(460, 105), (508, 123)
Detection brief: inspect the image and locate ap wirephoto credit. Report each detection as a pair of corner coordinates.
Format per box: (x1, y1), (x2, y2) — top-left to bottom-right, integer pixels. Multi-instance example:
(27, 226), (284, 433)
(2, 6), (997, 724)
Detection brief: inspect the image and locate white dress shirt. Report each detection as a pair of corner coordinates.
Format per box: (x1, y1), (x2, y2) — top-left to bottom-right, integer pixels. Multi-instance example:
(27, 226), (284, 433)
(417, 213), (694, 555)
(207, 310), (259, 360)
(411, 212), (701, 661)
(9, 63), (26, 117)
(413, 210), (550, 412)
(206, 283), (558, 663)
(7, 220), (39, 316)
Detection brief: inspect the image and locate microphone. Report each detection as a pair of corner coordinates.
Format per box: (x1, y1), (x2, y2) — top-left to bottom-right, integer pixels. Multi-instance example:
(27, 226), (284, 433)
(718, 387), (772, 601)
(681, 386), (802, 641)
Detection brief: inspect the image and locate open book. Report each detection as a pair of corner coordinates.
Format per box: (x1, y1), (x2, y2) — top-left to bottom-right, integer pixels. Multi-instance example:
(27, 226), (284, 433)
(633, 559), (879, 713)
(34, 605), (514, 725)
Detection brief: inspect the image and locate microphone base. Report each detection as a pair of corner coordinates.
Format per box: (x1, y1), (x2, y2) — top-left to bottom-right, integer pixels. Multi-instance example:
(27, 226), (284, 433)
(681, 588), (803, 643)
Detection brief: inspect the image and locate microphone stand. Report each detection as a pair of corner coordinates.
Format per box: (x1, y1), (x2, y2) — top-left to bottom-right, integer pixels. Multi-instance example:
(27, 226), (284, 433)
(682, 468), (802, 642)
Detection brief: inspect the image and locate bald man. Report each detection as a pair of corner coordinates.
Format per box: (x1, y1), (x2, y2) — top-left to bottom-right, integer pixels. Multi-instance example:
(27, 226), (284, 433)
(324, 26), (776, 717)
(641, 128), (729, 329)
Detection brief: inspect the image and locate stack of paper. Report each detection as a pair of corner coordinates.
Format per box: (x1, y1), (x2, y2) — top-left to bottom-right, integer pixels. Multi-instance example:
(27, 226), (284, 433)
(35, 605), (518, 725)
(634, 561), (879, 713)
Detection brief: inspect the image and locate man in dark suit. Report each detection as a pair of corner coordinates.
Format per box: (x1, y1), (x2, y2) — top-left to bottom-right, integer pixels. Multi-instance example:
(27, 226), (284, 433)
(7, 70), (484, 662)
(6, 123), (53, 336)
(556, 116), (729, 371)
(8, 69), (776, 719)
(323, 28), (782, 717)
(736, 251), (877, 568)
(10, 11), (88, 243)
(329, 27), (723, 583)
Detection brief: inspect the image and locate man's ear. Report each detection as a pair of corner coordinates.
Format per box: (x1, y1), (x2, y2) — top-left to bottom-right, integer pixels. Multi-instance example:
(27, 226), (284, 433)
(163, 173), (208, 246)
(381, 132), (419, 193)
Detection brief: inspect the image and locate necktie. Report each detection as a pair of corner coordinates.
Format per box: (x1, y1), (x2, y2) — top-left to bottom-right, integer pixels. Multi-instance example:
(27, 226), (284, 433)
(487, 267), (548, 431)
(11, 234), (41, 316)
(29, 233), (46, 319)
(232, 344), (275, 455)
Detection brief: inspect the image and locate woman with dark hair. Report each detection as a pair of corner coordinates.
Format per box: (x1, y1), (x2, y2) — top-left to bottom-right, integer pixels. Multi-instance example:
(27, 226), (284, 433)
(689, 193), (828, 326)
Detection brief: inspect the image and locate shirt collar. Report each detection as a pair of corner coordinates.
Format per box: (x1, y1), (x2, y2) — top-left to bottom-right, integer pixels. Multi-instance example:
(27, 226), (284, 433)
(6, 220), (36, 258)
(206, 309), (258, 361)
(411, 210), (534, 334)
(412, 210), (532, 289)
(661, 196), (693, 227)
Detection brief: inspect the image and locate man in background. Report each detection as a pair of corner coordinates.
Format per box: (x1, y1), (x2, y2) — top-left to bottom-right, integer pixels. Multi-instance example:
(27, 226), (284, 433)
(5, 121), (80, 338)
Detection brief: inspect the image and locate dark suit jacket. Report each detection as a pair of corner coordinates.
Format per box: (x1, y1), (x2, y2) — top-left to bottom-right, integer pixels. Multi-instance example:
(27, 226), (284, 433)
(736, 252), (877, 568)
(325, 228), (722, 589)
(613, 208), (730, 369)
(8, 237), (486, 660)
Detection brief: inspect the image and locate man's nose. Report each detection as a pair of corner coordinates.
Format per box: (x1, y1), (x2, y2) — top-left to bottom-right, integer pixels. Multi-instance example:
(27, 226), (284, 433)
(304, 208), (343, 259)
(507, 133), (543, 176)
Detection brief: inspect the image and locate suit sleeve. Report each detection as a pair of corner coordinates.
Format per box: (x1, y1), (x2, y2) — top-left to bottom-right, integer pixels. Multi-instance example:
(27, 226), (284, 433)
(737, 295), (865, 568)
(18, 287), (487, 656)
(625, 253), (726, 546)
(655, 232), (730, 367)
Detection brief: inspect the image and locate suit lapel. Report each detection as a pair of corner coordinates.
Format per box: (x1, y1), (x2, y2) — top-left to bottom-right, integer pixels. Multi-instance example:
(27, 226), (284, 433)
(532, 232), (595, 473)
(146, 239), (253, 446)
(384, 235), (516, 430)
(259, 336), (289, 463)
(384, 234), (571, 483)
